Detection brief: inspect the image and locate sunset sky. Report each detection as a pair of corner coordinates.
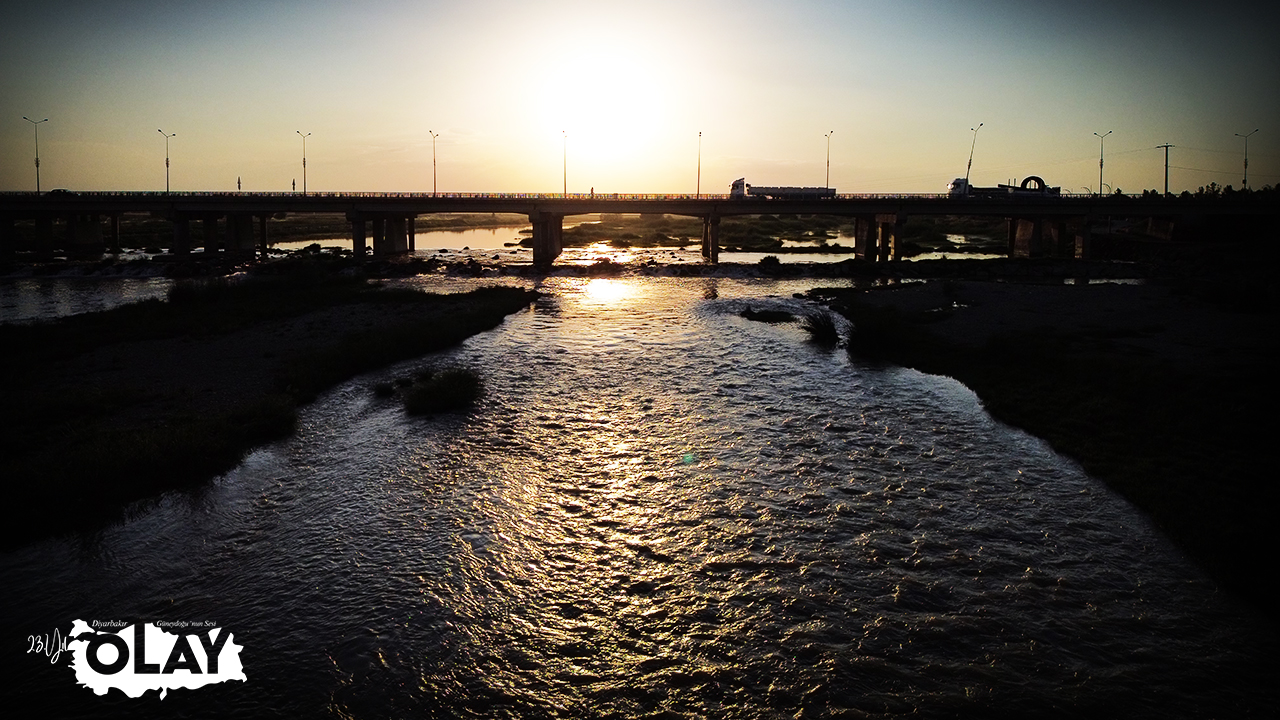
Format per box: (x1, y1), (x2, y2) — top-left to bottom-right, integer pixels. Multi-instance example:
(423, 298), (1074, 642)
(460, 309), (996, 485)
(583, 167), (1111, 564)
(2, 0), (1276, 195)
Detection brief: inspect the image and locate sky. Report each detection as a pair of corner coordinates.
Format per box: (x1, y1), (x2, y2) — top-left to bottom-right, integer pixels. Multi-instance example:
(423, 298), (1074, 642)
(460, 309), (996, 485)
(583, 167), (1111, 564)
(2, 0), (1277, 195)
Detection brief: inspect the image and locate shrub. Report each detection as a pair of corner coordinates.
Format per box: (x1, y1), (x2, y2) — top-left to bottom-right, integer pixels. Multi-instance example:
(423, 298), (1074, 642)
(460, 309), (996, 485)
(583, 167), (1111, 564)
(404, 367), (482, 415)
(800, 309), (840, 345)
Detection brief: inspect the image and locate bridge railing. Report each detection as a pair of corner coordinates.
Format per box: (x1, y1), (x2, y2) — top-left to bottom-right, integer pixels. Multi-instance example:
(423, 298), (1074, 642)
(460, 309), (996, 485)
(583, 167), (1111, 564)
(0, 190), (1093, 200)
(1, 190), (1266, 207)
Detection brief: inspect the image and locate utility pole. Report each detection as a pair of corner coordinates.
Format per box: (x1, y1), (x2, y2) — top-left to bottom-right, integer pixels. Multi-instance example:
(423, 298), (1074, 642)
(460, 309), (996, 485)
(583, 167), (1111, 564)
(562, 130), (567, 195)
(696, 131), (701, 199)
(1155, 143), (1173, 195)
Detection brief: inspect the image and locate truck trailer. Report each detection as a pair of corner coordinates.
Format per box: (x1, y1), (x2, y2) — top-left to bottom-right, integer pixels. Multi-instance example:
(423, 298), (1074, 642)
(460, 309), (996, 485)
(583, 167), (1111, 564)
(948, 175), (1061, 198)
(730, 178), (836, 200)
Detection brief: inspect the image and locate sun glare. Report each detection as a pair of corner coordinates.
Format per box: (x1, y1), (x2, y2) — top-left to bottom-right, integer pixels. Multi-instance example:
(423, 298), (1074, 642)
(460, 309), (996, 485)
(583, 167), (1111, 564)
(528, 37), (676, 186)
(581, 278), (636, 305)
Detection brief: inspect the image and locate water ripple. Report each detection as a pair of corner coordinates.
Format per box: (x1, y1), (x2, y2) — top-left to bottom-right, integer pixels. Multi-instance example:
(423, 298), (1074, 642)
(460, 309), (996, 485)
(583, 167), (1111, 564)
(1, 277), (1276, 718)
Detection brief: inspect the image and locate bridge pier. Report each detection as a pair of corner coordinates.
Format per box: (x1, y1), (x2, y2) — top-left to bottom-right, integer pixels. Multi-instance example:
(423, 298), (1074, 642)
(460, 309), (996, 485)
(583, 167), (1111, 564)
(875, 213), (905, 261)
(852, 215), (874, 259)
(851, 215), (902, 261)
(35, 216), (54, 260)
(202, 216), (219, 256)
(371, 217), (386, 256)
(407, 215), (415, 252)
(364, 214), (415, 257)
(349, 214), (367, 261)
(225, 213), (256, 258)
(1010, 217), (1080, 259)
(1049, 220), (1069, 258)
(1075, 216), (1093, 259)
(386, 216), (408, 254)
(530, 212), (563, 266)
(172, 214), (191, 255)
(107, 213), (121, 252)
(66, 213), (104, 257)
(701, 215), (720, 263)
(1009, 218), (1044, 258)
(258, 215), (269, 255)
(0, 216), (14, 260)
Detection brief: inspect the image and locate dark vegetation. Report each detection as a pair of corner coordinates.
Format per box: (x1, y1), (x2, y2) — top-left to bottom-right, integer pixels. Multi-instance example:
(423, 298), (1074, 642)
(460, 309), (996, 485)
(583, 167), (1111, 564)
(403, 367), (483, 415)
(798, 309), (840, 345)
(740, 307), (795, 323)
(0, 271), (536, 546)
(815, 253), (1279, 610)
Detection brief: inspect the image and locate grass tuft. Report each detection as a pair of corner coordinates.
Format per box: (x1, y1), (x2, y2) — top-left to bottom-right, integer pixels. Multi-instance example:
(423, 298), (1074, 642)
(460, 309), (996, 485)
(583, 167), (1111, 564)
(799, 309), (840, 345)
(741, 307), (794, 323)
(404, 367), (482, 415)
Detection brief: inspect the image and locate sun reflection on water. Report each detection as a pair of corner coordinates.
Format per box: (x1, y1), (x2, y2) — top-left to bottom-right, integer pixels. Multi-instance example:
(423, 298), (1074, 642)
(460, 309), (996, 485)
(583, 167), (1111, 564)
(581, 277), (638, 305)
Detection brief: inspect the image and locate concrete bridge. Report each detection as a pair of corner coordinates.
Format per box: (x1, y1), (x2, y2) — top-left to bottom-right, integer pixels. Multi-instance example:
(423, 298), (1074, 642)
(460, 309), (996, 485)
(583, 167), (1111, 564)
(0, 191), (1271, 265)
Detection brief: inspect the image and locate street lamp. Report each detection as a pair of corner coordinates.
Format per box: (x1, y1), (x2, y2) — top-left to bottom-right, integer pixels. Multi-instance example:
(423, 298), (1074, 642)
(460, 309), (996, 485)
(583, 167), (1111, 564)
(23, 116), (48, 193)
(1235, 129), (1259, 189)
(297, 130), (311, 195)
(697, 131), (702, 199)
(429, 130), (439, 196)
(158, 129), (176, 193)
(562, 130), (567, 196)
(965, 123), (982, 185)
(1094, 131), (1112, 196)
(825, 130), (834, 189)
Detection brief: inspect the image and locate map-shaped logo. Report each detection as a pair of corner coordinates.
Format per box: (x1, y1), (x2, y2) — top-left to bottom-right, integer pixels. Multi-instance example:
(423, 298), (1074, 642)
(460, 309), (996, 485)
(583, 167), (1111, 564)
(67, 620), (246, 699)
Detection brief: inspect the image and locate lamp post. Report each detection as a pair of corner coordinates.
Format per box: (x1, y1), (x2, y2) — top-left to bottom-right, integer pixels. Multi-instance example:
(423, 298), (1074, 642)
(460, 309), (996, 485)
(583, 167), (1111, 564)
(297, 131), (311, 195)
(429, 130), (439, 196)
(1235, 129), (1259, 189)
(697, 131), (702, 199)
(1094, 130), (1112, 197)
(158, 129), (176, 193)
(562, 130), (567, 196)
(23, 116), (48, 193)
(965, 122), (982, 185)
(825, 130), (834, 188)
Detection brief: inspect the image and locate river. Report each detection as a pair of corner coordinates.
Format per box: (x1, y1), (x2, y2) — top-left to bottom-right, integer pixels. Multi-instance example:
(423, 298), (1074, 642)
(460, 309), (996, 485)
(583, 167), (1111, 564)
(2, 276), (1274, 718)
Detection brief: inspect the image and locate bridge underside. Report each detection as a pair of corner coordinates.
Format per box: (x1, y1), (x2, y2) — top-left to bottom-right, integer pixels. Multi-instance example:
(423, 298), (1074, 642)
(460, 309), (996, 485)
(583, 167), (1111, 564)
(1, 190), (1228, 266)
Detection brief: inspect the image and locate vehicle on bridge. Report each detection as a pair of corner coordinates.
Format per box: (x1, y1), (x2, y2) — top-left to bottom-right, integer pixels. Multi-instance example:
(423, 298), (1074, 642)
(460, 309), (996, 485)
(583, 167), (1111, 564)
(730, 178), (836, 200)
(948, 176), (1061, 198)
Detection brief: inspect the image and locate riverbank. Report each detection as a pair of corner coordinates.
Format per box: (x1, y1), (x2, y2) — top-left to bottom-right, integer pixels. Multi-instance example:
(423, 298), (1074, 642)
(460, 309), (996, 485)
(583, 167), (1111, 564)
(0, 277), (537, 546)
(812, 264), (1278, 610)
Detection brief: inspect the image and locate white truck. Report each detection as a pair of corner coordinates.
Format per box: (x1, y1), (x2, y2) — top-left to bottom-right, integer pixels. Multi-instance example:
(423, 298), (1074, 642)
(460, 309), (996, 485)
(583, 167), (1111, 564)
(730, 178), (836, 200)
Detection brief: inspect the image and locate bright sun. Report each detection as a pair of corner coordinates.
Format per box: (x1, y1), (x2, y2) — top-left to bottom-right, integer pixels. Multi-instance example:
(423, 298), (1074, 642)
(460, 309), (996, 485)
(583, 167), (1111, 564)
(531, 38), (674, 182)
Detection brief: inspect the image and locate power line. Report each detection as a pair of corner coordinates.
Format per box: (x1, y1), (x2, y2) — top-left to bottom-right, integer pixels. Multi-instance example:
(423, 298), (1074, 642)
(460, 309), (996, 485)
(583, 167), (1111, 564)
(1177, 145), (1236, 155)
(1179, 145), (1280, 161)
(1169, 165), (1279, 179)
